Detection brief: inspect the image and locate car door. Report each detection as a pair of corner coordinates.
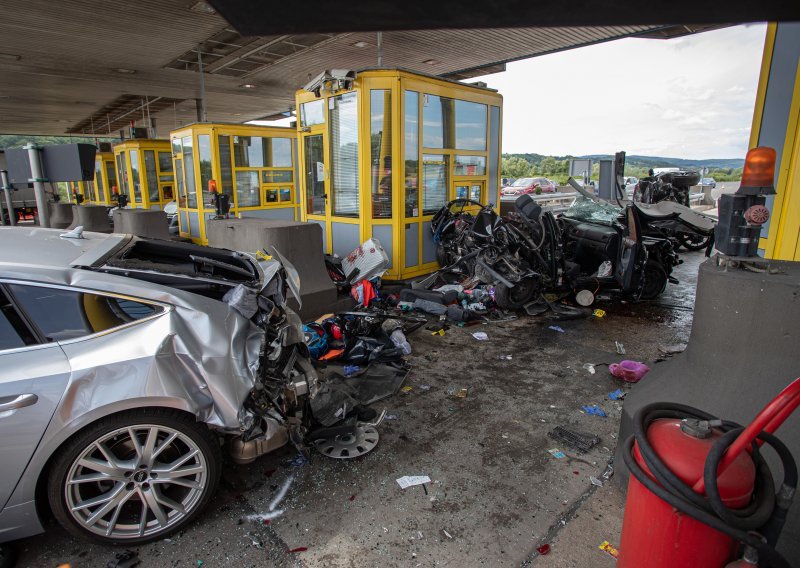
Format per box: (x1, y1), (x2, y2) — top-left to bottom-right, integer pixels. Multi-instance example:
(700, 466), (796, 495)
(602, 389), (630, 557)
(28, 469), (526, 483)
(614, 205), (646, 292)
(0, 285), (71, 510)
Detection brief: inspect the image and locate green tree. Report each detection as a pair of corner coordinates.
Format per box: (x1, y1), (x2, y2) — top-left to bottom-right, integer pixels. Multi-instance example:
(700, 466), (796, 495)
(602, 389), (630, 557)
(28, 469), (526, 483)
(501, 156), (534, 178)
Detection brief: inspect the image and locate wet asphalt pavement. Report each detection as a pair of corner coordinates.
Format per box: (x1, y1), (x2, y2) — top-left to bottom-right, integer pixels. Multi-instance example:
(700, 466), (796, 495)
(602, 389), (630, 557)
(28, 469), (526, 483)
(15, 252), (705, 568)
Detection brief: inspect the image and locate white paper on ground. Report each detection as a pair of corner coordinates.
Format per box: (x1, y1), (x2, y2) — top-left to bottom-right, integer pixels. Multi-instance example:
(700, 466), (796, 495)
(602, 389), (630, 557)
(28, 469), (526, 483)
(396, 475), (431, 489)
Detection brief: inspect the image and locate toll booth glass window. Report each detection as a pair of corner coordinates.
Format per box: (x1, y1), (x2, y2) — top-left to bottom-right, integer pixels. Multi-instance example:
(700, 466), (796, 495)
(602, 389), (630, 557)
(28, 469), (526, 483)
(236, 172), (260, 207)
(181, 136), (197, 208)
(270, 138), (293, 168)
(304, 135), (325, 215)
(144, 151), (159, 202)
(105, 161), (116, 191)
(116, 153), (129, 196)
(405, 91), (420, 217)
(158, 152), (173, 180)
(266, 188), (278, 203)
(422, 95), (455, 149)
(370, 89), (392, 219)
(455, 184), (468, 199)
(280, 187), (292, 202)
(454, 155), (486, 176)
(470, 184), (482, 202)
(218, 135), (233, 197)
(175, 157), (184, 205)
(422, 154), (448, 215)
(233, 136), (263, 167)
(198, 135), (213, 206)
(330, 92), (359, 217)
(129, 149), (142, 203)
(454, 100), (487, 151)
(94, 162), (105, 200)
(300, 100), (325, 127)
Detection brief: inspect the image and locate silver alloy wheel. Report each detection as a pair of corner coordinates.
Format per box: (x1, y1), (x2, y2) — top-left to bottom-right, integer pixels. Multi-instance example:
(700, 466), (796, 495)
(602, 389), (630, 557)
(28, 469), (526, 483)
(64, 424), (208, 539)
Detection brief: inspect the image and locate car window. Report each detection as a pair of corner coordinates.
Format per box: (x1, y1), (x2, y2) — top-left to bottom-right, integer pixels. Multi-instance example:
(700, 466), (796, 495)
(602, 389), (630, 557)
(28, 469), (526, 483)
(7, 284), (163, 342)
(512, 178), (533, 186)
(0, 308), (25, 350)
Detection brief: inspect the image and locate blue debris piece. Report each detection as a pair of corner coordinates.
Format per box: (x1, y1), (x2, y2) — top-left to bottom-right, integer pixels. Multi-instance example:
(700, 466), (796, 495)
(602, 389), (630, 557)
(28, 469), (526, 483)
(290, 455), (309, 468)
(608, 389), (626, 401)
(344, 365), (361, 377)
(581, 404), (607, 417)
(548, 325), (565, 333)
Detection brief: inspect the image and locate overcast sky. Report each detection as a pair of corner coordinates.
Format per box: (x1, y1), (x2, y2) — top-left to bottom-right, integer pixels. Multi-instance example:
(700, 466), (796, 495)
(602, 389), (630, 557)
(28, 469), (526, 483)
(474, 23), (767, 160)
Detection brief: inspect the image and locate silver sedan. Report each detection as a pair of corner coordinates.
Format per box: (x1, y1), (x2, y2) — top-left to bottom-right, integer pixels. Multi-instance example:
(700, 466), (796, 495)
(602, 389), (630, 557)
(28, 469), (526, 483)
(0, 227), (322, 546)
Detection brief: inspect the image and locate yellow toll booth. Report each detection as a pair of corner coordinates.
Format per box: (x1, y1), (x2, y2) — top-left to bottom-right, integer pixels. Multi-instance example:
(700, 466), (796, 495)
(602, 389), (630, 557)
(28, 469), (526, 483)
(85, 152), (118, 206)
(113, 140), (175, 210)
(169, 123), (299, 244)
(295, 68), (503, 280)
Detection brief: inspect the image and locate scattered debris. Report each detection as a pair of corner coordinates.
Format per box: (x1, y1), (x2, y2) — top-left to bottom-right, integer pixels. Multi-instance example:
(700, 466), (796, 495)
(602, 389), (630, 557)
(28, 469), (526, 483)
(442, 529), (453, 539)
(343, 365), (361, 377)
(658, 343), (687, 354)
(288, 455), (309, 468)
(244, 475), (295, 523)
(610, 360), (651, 383)
(106, 550), (140, 568)
(548, 448), (567, 459)
(589, 476), (604, 487)
(599, 540), (620, 559)
(548, 426), (600, 453)
(581, 405), (607, 417)
(288, 547), (308, 554)
(582, 363), (596, 375)
(536, 543), (552, 555)
(498, 354), (513, 360)
(420, 384), (431, 391)
(396, 475), (431, 489)
(400, 386), (414, 394)
(549, 325), (565, 333)
(472, 331), (489, 341)
(385, 414), (399, 420)
(592, 308), (606, 318)
(615, 341), (626, 354)
(608, 388), (626, 400)
(447, 386), (469, 398)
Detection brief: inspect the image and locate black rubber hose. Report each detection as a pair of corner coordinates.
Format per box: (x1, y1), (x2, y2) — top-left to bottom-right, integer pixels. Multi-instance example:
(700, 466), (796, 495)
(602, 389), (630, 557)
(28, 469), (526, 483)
(625, 403), (794, 568)
(623, 436), (792, 568)
(703, 428), (775, 529)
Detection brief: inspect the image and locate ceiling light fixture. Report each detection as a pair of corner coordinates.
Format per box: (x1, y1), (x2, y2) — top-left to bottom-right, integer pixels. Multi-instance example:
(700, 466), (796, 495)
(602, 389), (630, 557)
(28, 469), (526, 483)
(240, 83), (256, 89)
(115, 68), (136, 74)
(189, 1), (216, 14)
(0, 53), (21, 61)
(352, 41), (370, 48)
(423, 59), (440, 65)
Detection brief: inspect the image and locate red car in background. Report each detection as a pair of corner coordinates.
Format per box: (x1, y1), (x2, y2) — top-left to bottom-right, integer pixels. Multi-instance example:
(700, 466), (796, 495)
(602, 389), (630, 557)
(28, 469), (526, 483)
(501, 177), (558, 196)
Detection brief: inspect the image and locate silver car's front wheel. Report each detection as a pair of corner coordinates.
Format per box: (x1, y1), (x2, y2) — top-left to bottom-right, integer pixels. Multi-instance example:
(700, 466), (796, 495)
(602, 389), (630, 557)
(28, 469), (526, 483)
(48, 409), (221, 544)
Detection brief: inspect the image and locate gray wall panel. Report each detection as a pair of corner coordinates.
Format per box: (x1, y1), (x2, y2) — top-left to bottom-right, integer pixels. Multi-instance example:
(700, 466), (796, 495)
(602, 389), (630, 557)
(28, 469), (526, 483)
(758, 22), (800, 235)
(188, 211), (200, 237)
(422, 221), (436, 264)
(240, 208), (296, 220)
(405, 222), (419, 268)
(309, 219), (327, 252)
(489, 105), (501, 206)
(372, 225), (393, 268)
(332, 222), (360, 257)
(179, 211), (188, 234)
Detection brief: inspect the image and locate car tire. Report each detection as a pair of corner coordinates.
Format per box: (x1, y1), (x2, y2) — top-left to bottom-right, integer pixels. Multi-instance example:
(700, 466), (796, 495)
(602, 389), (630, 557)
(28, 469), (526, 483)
(677, 233), (712, 251)
(495, 277), (539, 310)
(640, 260), (668, 300)
(48, 408), (221, 545)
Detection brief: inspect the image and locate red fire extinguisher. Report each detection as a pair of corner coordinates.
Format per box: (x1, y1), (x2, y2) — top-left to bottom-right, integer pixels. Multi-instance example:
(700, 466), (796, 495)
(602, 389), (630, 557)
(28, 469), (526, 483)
(619, 377), (800, 568)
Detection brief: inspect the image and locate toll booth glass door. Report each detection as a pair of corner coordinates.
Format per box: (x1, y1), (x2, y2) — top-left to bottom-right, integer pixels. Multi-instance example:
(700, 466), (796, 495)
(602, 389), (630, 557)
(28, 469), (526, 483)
(304, 135), (326, 216)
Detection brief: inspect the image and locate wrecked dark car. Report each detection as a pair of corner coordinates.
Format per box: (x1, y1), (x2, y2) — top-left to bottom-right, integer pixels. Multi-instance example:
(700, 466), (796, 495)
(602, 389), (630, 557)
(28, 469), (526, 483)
(0, 227), (381, 546)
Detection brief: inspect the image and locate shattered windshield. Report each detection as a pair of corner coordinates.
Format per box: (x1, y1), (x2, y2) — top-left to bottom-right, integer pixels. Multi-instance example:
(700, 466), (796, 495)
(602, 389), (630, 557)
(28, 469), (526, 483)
(562, 195), (622, 226)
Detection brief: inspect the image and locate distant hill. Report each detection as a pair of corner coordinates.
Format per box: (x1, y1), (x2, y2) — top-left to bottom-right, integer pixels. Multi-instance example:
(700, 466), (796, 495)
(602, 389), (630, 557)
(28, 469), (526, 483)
(580, 154), (744, 170)
(510, 152), (743, 170)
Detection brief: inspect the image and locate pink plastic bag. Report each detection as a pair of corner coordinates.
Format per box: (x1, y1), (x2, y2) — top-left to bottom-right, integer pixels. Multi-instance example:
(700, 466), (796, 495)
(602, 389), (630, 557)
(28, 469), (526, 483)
(609, 360), (650, 383)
